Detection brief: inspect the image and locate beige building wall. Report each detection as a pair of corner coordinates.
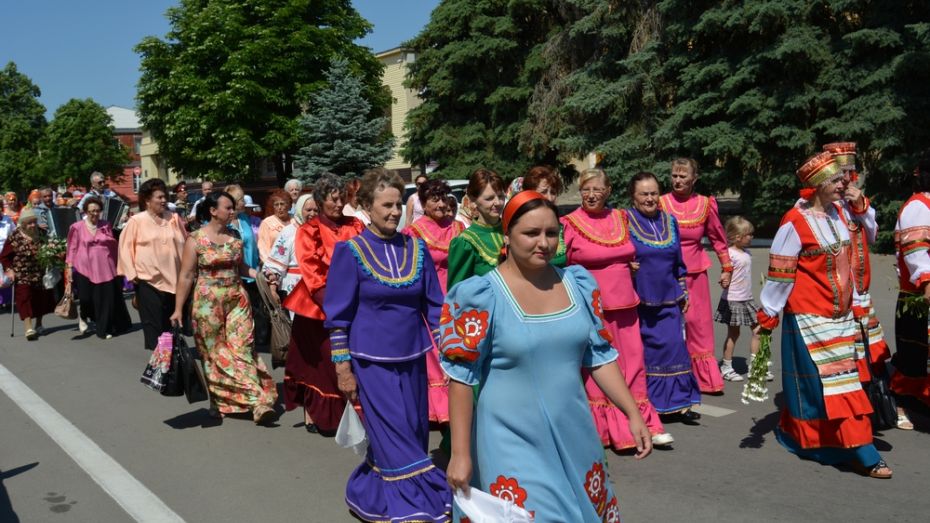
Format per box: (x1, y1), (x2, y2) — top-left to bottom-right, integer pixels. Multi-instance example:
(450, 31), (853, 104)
(377, 48), (422, 178)
(139, 130), (181, 186)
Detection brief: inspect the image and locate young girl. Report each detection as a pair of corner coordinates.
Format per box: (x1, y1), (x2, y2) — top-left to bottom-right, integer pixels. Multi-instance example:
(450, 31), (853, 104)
(714, 216), (769, 381)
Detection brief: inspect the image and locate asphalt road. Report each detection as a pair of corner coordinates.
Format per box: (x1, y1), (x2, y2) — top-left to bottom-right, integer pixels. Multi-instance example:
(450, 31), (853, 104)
(1, 250), (928, 523)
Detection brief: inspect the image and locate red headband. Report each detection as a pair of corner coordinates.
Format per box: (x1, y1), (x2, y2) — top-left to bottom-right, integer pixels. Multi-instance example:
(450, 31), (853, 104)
(502, 191), (547, 234)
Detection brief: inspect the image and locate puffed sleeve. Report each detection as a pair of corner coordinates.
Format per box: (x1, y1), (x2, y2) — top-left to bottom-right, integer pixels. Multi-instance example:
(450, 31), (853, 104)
(439, 275), (495, 386)
(564, 265), (619, 368)
(257, 217), (275, 262)
(549, 226), (567, 268)
(758, 220), (802, 329)
(446, 234), (477, 291)
(117, 215), (138, 281)
(65, 222), (81, 265)
(707, 197), (733, 272)
(847, 197), (877, 244)
(897, 199), (930, 288)
(419, 242), (444, 344)
(322, 241), (360, 362)
(295, 223), (328, 297)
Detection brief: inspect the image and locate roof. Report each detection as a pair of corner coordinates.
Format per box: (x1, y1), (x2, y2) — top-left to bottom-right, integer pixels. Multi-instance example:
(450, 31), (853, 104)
(106, 106), (141, 131)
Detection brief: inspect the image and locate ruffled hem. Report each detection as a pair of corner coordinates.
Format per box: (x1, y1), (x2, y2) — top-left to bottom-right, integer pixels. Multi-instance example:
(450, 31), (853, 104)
(890, 373), (930, 407)
(690, 352), (724, 393)
(589, 397), (665, 450)
(345, 462), (452, 523)
(646, 373), (702, 414)
(282, 377), (346, 432)
(823, 389), (873, 420)
(777, 408), (874, 450)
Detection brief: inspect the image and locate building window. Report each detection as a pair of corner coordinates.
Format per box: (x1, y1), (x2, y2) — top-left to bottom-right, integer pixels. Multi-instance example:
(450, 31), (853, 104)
(133, 173), (142, 193)
(134, 136), (142, 155)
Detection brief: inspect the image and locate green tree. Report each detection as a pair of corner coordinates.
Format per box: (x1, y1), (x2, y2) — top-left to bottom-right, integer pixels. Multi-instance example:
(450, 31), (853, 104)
(402, 0), (559, 180)
(135, 0), (387, 184)
(37, 99), (130, 187)
(292, 59), (394, 181)
(0, 62), (47, 191)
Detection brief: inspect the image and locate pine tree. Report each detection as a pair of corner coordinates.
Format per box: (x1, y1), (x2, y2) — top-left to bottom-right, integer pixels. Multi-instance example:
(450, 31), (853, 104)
(292, 59), (395, 181)
(0, 62), (47, 191)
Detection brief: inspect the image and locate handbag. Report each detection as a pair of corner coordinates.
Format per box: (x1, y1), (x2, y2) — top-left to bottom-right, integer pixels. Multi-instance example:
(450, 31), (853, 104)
(43, 267), (62, 289)
(54, 289), (77, 320)
(255, 271), (292, 368)
(454, 488), (535, 523)
(159, 332), (184, 397)
(174, 328), (209, 404)
(860, 324), (897, 430)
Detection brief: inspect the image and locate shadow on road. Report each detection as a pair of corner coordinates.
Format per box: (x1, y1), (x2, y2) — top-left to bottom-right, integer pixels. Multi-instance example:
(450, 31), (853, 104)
(164, 409), (223, 429)
(739, 393), (783, 449)
(0, 462), (39, 523)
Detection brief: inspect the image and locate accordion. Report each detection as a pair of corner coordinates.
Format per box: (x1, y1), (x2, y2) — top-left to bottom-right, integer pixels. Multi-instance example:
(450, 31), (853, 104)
(102, 197), (130, 230)
(47, 207), (81, 238)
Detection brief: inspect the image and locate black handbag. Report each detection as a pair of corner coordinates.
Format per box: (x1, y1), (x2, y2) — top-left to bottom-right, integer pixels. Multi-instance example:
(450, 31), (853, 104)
(860, 324), (898, 430)
(160, 328), (210, 403)
(160, 334), (184, 397)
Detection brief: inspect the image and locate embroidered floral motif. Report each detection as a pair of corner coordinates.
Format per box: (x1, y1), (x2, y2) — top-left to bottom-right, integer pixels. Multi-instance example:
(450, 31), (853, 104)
(585, 461), (608, 514)
(455, 309), (489, 350)
(604, 496), (620, 523)
(489, 475), (528, 508)
(441, 303), (454, 326)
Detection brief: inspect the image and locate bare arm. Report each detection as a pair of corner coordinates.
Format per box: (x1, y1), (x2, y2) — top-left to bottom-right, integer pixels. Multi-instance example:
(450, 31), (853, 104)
(169, 237), (198, 325)
(590, 363), (652, 459)
(446, 380), (475, 493)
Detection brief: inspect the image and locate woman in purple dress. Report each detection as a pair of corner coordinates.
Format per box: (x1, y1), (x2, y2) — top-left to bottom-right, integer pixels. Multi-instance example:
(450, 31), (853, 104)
(323, 168), (451, 522)
(627, 172), (702, 423)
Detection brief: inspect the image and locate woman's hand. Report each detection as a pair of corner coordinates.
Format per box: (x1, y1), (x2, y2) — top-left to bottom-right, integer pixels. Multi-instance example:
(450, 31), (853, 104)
(446, 452), (473, 495)
(629, 261), (640, 273)
(628, 416), (653, 460)
(335, 363), (358, 402)
(719, 271), (731, 289)
(168, 309), (183, 327)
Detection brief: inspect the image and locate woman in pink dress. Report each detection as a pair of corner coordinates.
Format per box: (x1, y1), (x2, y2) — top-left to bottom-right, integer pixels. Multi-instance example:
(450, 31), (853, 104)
(404, 179), (465, 424)
(660, 158), (732, 393)
(562, 169), (672, 449)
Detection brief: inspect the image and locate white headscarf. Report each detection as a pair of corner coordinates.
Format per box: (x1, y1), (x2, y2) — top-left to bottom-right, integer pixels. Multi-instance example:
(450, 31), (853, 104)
(293, 193), (314, 225)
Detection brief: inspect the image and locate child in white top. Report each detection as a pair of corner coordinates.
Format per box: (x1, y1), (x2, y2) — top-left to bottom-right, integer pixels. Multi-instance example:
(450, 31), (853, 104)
(714, 216), (769, 381)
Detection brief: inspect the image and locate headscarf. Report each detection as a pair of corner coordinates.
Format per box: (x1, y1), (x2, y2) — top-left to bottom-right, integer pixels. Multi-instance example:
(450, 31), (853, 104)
(293, 194), (314, 226)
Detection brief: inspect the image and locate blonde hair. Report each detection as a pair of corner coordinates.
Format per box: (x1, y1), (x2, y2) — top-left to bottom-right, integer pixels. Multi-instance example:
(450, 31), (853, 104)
(578, 168), (609, 190)
(725, 216), (754, 245)
(225, 184), (244, 202)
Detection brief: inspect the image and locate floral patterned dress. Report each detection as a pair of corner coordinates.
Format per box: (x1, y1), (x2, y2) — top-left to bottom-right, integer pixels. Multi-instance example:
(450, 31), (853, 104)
(191, 230), (277, 415)
(441, 265), (622, 522)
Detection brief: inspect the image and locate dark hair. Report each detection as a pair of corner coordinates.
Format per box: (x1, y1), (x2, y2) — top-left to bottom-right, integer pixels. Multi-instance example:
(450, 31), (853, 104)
(914, 155), (930, 193)
(498, 198), (560, 263)
(264, 189), (293, 217)
(466, 168), (505, 200)
(628, 171), (660, 197)
(83, 196), (104, 212)
(357, 167), (404, 209)
(138, 179), (167, 211)
(418, 179), (451, 204)
(196, 191), (236, 223)
(174, 181), (187, 193)
(522, 165), (563, 195)
(445, 194), (458, 212)
(415, 174), (429, 184)
(313, 173), (346, 208)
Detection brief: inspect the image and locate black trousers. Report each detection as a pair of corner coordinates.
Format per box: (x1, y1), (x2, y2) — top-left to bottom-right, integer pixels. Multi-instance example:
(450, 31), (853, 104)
(73, 272), (132, 338)
(136, 281), (192, 350)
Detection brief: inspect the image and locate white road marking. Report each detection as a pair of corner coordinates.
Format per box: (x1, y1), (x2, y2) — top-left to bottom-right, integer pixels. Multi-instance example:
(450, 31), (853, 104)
(693, 403), (736, 417)
(0, 363), (185, 523)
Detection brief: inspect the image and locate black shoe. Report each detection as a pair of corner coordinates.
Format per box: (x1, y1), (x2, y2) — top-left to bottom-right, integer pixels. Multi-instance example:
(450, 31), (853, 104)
(682, 409), (701, 421)
(305, 423), (319, 434)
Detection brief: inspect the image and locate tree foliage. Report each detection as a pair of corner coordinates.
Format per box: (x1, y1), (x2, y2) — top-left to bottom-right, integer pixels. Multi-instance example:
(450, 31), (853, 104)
(405, 1), (930, 244)
(0, 62), (47, 191)
(37, 99), (130, 187)
(292, 58), (395, 181)
(135, 0), (388, 184)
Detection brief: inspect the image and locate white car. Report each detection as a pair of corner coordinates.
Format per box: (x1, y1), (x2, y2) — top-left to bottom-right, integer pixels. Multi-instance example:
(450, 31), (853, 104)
(399, 179), (468, 229)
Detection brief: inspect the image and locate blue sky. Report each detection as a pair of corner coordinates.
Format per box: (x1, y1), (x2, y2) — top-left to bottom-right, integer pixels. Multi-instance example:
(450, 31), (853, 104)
(0, 0), (439, 117)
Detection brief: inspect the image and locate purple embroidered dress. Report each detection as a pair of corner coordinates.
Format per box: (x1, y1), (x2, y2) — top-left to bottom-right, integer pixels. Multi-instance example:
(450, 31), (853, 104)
(323, 228), (452, 522)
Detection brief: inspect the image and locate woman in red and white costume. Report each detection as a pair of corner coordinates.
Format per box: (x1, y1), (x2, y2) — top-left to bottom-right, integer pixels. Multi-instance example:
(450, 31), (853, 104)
(757, 151), (890, 479)
(660, 158), (731, 392)
(891, 155), (930, 429)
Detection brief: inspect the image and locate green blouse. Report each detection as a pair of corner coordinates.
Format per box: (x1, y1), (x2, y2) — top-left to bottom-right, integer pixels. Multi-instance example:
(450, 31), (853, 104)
(447, 222), (504, 290)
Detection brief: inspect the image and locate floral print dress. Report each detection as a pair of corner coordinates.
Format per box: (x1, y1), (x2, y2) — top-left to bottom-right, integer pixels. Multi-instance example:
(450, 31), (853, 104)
(191, 230), (277, 416)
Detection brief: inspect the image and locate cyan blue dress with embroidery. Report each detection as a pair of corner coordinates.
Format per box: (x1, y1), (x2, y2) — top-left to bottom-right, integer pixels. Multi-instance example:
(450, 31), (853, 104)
(324, 227), (443, 362)
(440, 265), (623, 522)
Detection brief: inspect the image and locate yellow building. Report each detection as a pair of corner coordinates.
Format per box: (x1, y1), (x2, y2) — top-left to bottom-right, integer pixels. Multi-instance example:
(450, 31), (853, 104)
(376, 47), (422, 181)
(139, 129), (182, 186)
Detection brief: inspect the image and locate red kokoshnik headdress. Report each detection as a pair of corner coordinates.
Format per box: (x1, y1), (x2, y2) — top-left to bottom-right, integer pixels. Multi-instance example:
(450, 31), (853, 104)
(796, 151), (842, 201)
(823, 141), (858, 182)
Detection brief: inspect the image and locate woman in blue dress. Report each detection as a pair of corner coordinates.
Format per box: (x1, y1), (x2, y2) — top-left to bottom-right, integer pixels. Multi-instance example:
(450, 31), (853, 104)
(323, 168), (452, 522)
(442, 191), (651, 522)
(626, 172), (702, 422)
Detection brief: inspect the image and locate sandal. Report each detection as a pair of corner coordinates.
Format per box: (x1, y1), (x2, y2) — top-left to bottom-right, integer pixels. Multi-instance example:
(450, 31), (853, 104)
(896, 413), (914, 431)
(25, 329), (37, 341)
(852, 459), (893, 479)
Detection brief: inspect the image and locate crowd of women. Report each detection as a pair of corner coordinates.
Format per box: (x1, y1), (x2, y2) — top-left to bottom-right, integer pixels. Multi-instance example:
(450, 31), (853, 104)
(3, 144), (930, 522)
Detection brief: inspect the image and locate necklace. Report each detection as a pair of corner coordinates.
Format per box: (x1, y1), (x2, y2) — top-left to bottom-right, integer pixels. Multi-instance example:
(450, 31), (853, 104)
(627, 209), (676, 248)
(661, 193), (709, 227)
(807, 208), (843, 256)
(564, 209), (627, 246)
